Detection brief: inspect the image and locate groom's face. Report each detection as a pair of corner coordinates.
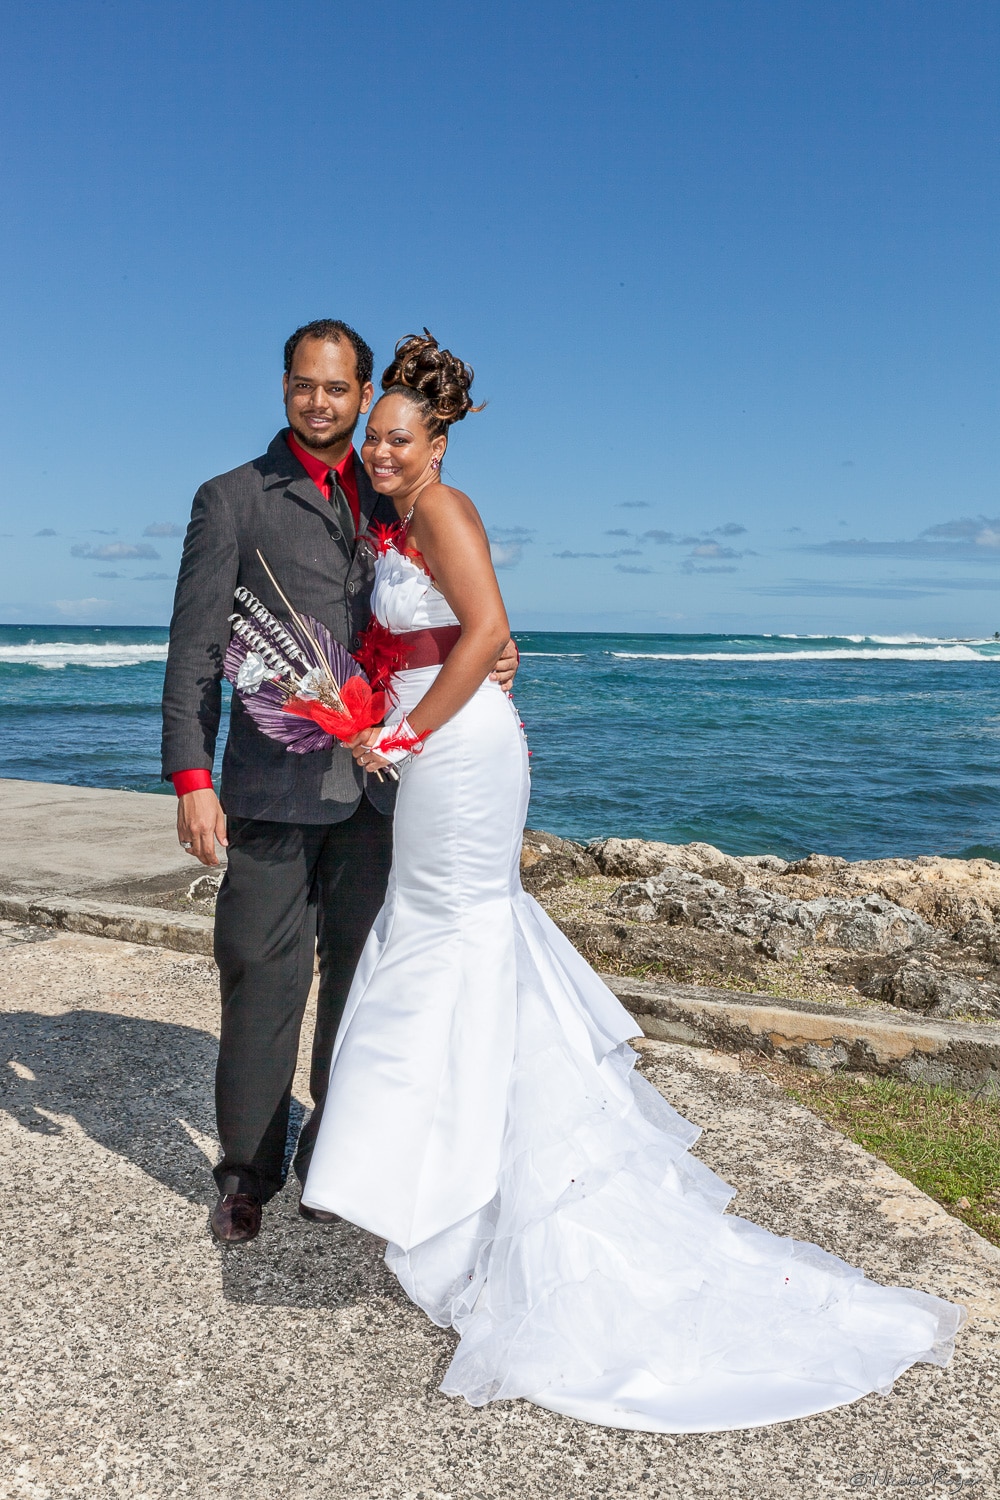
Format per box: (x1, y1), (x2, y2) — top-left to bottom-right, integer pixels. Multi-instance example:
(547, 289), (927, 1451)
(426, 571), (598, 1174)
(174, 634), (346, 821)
(283, 336), (374, 456)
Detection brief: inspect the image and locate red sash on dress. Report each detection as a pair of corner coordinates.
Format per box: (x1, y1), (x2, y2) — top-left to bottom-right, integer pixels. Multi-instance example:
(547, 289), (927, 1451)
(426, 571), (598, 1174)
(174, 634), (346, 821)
(393, 624), (462, 669)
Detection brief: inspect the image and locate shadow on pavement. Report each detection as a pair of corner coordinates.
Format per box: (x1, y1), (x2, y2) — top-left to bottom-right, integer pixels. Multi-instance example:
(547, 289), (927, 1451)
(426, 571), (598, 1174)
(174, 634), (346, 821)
(1, 1008), (401, 1313)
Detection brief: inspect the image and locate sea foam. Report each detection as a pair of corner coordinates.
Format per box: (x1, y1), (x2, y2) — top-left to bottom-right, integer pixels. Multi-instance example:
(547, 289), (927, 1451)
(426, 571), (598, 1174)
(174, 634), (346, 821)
(0, 642), (170, 670)
(610, 646), (992, 663)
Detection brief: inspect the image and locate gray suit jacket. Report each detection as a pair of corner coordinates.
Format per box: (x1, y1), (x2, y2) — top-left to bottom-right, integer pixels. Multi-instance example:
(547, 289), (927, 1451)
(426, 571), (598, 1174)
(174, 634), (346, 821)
(161, 430), (399, 823)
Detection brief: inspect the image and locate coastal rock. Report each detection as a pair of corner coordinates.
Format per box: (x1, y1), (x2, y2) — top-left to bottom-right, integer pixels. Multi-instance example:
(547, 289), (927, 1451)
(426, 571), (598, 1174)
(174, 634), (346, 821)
(953, 919), (1000, 966)
(609, 868), (730, 925)
(785, 854), (851, 878)
(187, 872), (223, 903)
(526, 830), (1000, 1019)
(775, 854), (1000, 933)
(589, 838), (749, 888)
(608, 867), (934, 958)
(856, 956), (1000, 1019)
(520, 829), (598, 894)
(739, 854), (790, 874)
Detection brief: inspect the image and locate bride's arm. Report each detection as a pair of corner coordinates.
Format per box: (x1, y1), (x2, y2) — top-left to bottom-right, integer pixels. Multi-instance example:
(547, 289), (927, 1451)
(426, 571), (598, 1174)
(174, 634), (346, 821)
(358, 486), (510, 758)
(397, 485), (511, 735)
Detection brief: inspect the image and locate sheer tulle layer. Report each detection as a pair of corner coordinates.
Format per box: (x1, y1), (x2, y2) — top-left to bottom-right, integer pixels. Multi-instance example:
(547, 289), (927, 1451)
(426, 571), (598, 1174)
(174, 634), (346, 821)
(386, 894), (964, 1431)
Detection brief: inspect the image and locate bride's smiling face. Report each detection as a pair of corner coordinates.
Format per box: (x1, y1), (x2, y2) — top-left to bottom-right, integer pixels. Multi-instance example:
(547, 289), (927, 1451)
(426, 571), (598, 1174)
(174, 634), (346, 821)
(361, 394), (446, 501)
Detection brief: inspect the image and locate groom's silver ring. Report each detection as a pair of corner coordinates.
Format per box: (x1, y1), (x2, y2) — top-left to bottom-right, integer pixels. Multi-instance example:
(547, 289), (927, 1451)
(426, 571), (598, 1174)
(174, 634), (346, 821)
(181, 840), (193, 849)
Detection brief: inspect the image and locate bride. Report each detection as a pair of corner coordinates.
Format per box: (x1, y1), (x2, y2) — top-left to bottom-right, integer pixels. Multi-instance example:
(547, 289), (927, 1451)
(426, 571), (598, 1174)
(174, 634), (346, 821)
(301, 331), (964, 1432)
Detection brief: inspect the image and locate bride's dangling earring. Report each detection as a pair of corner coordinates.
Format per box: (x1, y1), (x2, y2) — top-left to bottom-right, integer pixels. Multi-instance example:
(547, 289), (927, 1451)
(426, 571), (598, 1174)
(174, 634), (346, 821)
(431, 458), (441, 471)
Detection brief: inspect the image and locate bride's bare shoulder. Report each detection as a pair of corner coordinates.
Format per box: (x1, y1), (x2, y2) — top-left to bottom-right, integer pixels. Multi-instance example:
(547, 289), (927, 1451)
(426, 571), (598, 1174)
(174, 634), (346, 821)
(416, 483), (485, 533)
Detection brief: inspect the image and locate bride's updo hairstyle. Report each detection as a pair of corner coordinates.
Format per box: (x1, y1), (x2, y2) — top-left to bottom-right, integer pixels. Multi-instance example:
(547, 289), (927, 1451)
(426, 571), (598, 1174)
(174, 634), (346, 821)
(380, 329), (484, 439)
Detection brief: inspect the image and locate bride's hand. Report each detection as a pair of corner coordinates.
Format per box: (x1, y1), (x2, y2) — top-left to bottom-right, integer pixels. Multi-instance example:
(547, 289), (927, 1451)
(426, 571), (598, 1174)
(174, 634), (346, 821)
(347, 728), (378, 752)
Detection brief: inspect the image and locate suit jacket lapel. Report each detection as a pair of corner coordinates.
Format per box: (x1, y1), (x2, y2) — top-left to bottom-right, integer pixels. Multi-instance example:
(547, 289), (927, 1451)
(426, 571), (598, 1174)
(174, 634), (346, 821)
(260, 430), (353, 559)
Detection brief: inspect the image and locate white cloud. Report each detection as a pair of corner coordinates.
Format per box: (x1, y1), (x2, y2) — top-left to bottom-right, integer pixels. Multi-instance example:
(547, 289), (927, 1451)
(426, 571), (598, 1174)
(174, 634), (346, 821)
(801, 515), (1000, 562)
(690, 542), (742, 559)
(553, 549), (642, 560)
(490, 526), (533, 569)
(922, 516), (1000, 543)
(71, 541), (161, 560)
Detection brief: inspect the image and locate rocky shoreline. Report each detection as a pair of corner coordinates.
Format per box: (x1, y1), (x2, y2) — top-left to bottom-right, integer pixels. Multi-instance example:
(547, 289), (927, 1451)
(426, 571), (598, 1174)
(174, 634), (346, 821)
(521, 831), (1000, 1022)
(168, 826), (1000, 1024)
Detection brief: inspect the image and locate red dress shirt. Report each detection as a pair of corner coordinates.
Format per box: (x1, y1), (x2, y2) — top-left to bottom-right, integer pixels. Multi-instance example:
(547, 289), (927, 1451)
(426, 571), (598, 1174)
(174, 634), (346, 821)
(285, 430), (360, 532)
(172, 434), (361, 796)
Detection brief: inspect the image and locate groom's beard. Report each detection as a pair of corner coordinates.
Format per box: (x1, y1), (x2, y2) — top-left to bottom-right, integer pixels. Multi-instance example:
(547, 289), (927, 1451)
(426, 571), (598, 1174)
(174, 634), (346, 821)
(288, 416), (358, 455)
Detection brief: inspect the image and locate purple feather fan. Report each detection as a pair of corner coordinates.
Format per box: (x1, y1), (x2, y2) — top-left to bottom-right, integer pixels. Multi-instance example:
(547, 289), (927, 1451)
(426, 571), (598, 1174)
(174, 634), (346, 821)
(223, 585), (371, 754)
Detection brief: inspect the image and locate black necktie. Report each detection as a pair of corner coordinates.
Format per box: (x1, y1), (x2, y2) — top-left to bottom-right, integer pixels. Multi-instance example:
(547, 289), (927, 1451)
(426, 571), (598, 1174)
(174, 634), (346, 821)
(327, 472), (354, 540)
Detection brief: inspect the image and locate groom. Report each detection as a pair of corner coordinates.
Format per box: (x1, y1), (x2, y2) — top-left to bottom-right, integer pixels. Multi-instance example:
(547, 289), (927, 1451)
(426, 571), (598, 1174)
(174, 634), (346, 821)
(162, 318), (516, 1243)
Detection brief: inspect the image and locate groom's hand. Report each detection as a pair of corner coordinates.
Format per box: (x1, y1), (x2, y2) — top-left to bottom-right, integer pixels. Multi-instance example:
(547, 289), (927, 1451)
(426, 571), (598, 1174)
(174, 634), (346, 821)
(177, 788), (228, 867)
(349, 727), (391, 773)
(491, 638), (519, 692)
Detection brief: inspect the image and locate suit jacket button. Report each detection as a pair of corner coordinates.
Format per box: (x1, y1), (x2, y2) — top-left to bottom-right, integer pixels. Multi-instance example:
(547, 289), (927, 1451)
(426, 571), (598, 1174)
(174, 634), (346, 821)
(347, 582), (356, 594)
(331, 530), (342, 541)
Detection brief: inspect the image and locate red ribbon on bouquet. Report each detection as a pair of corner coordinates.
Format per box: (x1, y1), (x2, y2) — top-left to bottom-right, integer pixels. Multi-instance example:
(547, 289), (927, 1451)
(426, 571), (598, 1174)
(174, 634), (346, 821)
(283, 676), (387, 741)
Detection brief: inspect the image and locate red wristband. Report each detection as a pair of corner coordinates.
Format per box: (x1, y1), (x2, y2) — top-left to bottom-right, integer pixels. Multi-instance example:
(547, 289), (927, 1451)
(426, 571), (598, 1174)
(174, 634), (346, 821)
(172, 769), (214, 796)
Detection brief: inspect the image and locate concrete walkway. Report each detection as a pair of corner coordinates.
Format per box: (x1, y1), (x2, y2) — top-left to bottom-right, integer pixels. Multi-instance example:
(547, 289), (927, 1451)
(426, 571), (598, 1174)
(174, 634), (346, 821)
(0, 778), (201, 904)
(1, 926), (997, 1498)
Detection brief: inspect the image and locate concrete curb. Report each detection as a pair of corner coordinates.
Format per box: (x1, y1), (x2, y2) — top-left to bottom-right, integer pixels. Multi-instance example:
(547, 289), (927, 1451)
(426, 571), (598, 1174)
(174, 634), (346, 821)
(4, 893), (999, 1092)
(611, 975), (1000, 1095)
(0, 893), (214, 955)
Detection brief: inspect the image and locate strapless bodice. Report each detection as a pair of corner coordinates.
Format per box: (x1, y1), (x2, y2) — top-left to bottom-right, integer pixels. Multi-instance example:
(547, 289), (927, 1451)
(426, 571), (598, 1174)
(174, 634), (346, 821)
(370, 547), (459, 634)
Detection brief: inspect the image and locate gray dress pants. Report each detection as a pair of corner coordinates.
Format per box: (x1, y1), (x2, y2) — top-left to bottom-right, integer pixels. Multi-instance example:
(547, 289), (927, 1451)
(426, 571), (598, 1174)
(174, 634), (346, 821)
(212, 797), (393, 1201)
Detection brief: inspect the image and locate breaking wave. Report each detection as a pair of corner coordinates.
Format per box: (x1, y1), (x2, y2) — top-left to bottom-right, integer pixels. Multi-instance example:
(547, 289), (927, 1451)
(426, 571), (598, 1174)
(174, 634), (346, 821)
(0, 641), (170, 670)
(611, 644), (995, 664)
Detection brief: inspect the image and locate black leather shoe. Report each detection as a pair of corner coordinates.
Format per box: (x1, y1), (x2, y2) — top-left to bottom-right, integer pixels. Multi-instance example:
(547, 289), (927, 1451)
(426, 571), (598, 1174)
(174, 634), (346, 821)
(299, 1199), (339, 1225)
(210, 1192), (262, 1243)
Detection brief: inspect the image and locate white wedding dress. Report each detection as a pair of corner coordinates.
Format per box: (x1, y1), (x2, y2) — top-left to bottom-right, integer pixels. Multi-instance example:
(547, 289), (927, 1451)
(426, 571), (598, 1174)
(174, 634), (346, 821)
(302, 543), (965, 1432)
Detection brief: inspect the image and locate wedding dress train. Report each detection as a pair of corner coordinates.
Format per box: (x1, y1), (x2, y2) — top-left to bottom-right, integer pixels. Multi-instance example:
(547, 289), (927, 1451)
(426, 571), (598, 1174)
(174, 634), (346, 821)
(302, 544), (964, 1432)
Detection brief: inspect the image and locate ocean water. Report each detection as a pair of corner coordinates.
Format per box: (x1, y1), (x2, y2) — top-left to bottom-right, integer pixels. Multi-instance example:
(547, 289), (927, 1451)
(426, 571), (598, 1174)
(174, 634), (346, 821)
(3, 624), (1000, 862)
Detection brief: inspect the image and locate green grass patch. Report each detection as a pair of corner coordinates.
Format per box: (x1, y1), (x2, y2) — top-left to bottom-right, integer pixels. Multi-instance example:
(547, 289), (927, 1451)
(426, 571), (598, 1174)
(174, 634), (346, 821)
(755, 1063), (1000, 1247)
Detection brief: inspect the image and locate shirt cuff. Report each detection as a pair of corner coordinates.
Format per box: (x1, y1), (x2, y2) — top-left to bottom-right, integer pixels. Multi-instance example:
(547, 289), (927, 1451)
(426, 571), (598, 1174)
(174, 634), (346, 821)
(171, 769), (214, 796)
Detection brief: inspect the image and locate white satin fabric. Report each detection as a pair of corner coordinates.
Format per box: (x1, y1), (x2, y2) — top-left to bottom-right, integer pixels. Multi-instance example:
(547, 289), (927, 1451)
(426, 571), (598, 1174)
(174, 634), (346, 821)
(369, 544), (458, 632)
(302, 549), (965, 1432)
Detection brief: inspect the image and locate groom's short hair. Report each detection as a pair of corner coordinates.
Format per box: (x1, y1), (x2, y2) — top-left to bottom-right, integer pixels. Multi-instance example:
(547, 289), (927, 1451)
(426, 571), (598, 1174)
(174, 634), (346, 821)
(284, 319), (374, 387)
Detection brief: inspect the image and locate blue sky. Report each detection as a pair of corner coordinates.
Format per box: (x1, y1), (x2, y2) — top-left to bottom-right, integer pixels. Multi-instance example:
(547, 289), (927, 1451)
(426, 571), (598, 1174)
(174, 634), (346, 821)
(1, 0), (997, 635)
